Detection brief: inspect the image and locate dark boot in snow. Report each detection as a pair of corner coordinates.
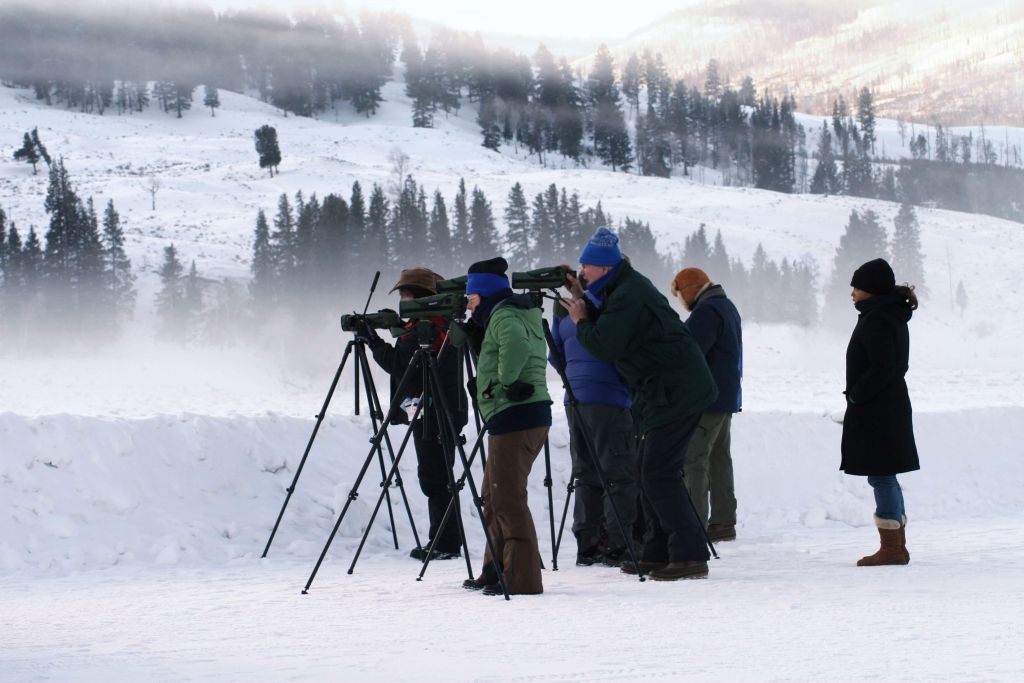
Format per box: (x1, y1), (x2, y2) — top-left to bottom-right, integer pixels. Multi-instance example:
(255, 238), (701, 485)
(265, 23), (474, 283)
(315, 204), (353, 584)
(857, 515), (909, 566)
(620, 559), (667, 575)
(648, 560), (709, 581)
(576, 545), (603, 567)
(600, 547), (628, 567)
(707, 524), (736, 542)
(463, 563), (499, 591)
(410, 546), (460, 561)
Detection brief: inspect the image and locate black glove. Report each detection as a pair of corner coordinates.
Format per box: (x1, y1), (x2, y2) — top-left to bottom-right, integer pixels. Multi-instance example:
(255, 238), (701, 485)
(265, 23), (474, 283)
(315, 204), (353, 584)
(356, 320), (380, 344)
(505, 380), (535, 402)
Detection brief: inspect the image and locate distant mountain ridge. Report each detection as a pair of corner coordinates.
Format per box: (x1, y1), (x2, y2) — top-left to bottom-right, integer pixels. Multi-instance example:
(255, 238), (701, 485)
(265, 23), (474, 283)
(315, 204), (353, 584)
(598, 0), (1024, 126)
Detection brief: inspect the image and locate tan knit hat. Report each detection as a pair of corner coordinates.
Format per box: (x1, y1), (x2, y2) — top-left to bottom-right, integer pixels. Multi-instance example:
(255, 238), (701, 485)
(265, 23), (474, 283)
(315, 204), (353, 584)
(389, 268), (444, 294)
(671, 267), (711, 308)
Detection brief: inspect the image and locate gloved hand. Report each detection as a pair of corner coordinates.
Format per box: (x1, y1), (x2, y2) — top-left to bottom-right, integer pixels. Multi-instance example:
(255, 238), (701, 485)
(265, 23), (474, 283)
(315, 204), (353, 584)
(466, 376), (477, 399)
(505, 380), (535, 401)
(356, 320), (380, 344)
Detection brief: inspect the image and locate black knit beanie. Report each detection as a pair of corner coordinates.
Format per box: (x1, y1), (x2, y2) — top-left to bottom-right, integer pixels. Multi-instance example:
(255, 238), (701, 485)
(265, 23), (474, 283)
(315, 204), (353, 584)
(850, 258), (895, 295)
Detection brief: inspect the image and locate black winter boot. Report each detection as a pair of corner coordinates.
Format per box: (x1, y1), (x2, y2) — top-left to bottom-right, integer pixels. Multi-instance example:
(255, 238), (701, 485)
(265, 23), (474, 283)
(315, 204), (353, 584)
(648, 560), (709, 581)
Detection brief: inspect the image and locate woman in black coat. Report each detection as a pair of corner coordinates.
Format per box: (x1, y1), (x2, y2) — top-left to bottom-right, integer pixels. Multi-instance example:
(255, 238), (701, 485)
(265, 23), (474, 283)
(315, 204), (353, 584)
(841, 258), (920, 566)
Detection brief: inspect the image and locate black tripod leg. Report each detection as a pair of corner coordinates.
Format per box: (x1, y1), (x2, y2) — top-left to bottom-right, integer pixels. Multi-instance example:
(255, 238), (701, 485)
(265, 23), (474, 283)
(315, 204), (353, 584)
(543, 438), (557, 570)
(359, 347), (423, 552)
(346, 402), (423, 575)
(427, 355), (510, 600)
(263, 342), (353, 558)
(683, 476), (718, 559)
(418, 429), (486, 582)
(541, 318), (645, 581)
(302, 351), (423, 593)
(354, 345), (400, 550)
(554, 480), (574, 565)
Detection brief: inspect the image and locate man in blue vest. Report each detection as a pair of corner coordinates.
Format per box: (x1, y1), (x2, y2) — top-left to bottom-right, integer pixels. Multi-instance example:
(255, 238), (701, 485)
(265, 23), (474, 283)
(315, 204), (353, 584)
(672, 267), (743, 542)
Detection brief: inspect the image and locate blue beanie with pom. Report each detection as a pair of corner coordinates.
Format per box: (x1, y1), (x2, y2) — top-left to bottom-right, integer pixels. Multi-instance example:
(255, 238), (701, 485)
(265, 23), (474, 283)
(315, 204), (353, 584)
(579, 227), (623, 266)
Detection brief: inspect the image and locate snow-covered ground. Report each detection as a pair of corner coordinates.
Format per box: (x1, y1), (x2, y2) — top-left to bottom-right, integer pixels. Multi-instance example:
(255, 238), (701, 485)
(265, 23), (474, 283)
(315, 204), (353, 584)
(2, 82), (1024, 680)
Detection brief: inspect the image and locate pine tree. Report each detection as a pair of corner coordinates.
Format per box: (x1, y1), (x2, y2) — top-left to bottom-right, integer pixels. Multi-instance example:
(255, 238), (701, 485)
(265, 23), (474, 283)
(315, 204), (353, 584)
(955, 280), (967, 316)
(250, 210), (275, 308)
(810, 123), (840, 195)
(172, 82), (193, 118)
(531, 191), (553, 262)
(891, 203), (926, 296)
(271, 193), (296, 287)
(254, 125), (282, 177)
(827, 210), (889, 315)
(428, 190), (452, 270)
(203, 85), (221, 117)
(184, 260), (203, 331)
(708, 229), (730, 280)
(451, 179), (470, 271)
(478, 96), (502, 151)
(468, 187), (499, 265)
(156, 244), (186, 339)
(683, 224), (712, 272)
(13, 133), (40, 174)
(367, 185), (391, 269)
(587, 45), (632, 171)
(857, 87), (876, 155)
(102, 199), (135, 325)
(621, 53), (641, 115)
(30, 128), (51, 167)
(502, 183), (531, 268)
(42, 159), (79, 292)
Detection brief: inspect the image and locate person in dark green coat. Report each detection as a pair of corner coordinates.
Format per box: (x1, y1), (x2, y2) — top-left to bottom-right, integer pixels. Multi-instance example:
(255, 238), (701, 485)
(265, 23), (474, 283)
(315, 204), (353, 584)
(563, 227), (717, 581)
(460, 257), (552, 596)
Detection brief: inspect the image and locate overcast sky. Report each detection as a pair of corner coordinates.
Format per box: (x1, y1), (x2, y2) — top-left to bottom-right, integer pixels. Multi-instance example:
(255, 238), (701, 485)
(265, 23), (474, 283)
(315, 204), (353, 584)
(350, 0), (699, 40)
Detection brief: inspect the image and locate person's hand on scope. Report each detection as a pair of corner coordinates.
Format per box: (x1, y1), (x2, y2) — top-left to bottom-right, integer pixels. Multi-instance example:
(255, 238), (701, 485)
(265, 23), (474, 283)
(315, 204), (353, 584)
(563, 297), (588, 323)
(561, 265), (586, 300)
(355, 320), (380, 344)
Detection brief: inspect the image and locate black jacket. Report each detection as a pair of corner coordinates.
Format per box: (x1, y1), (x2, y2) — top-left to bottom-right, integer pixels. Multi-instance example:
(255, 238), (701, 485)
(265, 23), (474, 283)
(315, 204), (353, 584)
(369, 318), (468, 429)
(841, 293), (920, 476)
(686, 285), (743, 414)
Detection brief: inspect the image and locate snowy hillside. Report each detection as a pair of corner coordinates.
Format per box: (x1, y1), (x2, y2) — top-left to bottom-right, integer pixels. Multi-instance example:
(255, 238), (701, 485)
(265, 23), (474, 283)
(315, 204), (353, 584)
(2, 81), (1024, 681)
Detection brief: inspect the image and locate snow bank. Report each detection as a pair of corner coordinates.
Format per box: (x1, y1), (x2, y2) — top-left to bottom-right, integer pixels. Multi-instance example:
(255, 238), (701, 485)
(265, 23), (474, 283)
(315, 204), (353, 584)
(3, 408), (1021, 576)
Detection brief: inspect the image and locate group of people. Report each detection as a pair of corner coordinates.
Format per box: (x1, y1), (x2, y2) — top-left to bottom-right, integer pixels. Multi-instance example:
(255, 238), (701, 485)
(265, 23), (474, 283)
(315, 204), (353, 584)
(358, 226), (921, 596)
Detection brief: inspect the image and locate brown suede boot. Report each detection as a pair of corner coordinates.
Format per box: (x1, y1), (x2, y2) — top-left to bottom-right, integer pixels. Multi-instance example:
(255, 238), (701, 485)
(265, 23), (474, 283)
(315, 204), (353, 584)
(857, 515), (909, 566)
(899, 515), (910, 564)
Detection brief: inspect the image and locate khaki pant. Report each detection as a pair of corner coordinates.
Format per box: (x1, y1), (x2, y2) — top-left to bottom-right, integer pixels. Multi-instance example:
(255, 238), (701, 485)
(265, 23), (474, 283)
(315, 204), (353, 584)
(682, 412), (737, 527)
(481, 426), (549, 594)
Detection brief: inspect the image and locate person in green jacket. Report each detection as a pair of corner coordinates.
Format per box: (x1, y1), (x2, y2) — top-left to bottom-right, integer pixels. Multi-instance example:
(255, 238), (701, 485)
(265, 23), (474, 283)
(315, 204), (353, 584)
(563, 227), (717, 581)
(460, 257), (552, 596)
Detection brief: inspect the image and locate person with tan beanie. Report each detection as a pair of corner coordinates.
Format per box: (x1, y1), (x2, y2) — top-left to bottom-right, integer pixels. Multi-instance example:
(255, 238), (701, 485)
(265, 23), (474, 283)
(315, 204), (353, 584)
(671, 267), (743, 542)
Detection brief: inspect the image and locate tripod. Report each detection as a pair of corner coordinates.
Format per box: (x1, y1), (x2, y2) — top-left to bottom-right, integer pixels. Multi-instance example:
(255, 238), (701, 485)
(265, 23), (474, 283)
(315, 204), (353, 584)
(303, 321), (511, 599)
(261, 335), (422, 558)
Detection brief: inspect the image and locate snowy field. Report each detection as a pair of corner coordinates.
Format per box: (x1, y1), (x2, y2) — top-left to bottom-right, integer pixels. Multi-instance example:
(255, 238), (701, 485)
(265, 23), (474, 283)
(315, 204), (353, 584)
(2, 81), (1024, 681)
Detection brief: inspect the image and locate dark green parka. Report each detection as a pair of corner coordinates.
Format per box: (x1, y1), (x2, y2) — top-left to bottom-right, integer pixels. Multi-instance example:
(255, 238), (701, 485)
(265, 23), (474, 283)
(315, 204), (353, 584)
(575, 260), (717, 434)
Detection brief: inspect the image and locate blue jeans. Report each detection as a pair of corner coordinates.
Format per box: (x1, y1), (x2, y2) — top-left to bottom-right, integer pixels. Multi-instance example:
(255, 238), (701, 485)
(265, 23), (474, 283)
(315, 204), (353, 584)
(867, 475), (905, 522)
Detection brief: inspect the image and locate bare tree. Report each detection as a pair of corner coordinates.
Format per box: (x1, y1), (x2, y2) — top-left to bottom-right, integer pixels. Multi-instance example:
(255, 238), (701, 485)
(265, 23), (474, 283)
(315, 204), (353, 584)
(144, 176), (162, 211)
(387, 147), (410, 200)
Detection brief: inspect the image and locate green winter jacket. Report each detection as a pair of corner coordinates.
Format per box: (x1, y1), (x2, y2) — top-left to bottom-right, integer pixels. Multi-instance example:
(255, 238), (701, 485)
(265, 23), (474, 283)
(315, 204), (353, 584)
(575, 260), (717, 434)
(475, 295), (552, 422)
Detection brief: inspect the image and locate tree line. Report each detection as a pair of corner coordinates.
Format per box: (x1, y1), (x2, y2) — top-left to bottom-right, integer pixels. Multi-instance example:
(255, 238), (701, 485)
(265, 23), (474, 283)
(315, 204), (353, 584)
(0, 2), (399, 119)
(0, 159), (135, 347)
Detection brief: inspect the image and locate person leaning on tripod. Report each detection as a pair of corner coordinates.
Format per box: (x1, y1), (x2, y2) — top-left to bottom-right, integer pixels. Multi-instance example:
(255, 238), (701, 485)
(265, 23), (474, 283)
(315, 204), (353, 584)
(460, 257), (552, 596)
(550, 254), (638, 569)
(672, 267), (743, 543)
(562, 227), (718, 581)
(357, 268), (468, 561)
(842, 258), (919, 567)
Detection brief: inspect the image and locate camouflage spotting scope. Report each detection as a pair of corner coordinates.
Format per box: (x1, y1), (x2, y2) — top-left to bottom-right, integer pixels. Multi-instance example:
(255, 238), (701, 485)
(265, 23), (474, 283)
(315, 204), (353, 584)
(511, 265), (576, 291)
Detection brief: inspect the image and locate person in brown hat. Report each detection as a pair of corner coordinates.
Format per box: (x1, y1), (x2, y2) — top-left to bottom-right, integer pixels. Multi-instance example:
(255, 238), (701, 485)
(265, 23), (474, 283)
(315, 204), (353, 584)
(671, 268), (743, 542)
(359, 268), (468, 561)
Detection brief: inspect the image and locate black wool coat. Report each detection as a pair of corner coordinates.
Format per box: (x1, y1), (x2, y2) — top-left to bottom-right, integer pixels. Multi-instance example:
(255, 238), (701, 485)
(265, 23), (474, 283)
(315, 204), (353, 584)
(841, 293), (920, 476)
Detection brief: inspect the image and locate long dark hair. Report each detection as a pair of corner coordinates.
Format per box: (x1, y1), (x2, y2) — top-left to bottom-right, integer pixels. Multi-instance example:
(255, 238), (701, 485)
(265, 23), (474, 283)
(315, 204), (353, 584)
(894, 283), (919, 310)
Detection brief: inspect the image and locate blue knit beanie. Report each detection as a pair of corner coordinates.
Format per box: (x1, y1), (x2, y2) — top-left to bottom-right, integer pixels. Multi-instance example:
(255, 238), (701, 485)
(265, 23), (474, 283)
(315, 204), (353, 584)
(579, 227), (623, 266)
(466, 257), (510, 298)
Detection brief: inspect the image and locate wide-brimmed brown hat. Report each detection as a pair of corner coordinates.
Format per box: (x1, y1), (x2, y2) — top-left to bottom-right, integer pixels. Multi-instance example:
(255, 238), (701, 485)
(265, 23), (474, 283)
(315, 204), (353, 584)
(389, 268), (444, 294)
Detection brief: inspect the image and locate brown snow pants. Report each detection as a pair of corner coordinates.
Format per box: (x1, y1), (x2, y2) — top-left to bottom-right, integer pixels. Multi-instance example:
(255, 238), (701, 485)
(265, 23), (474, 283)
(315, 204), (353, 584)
(481, 426), (549, 595)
